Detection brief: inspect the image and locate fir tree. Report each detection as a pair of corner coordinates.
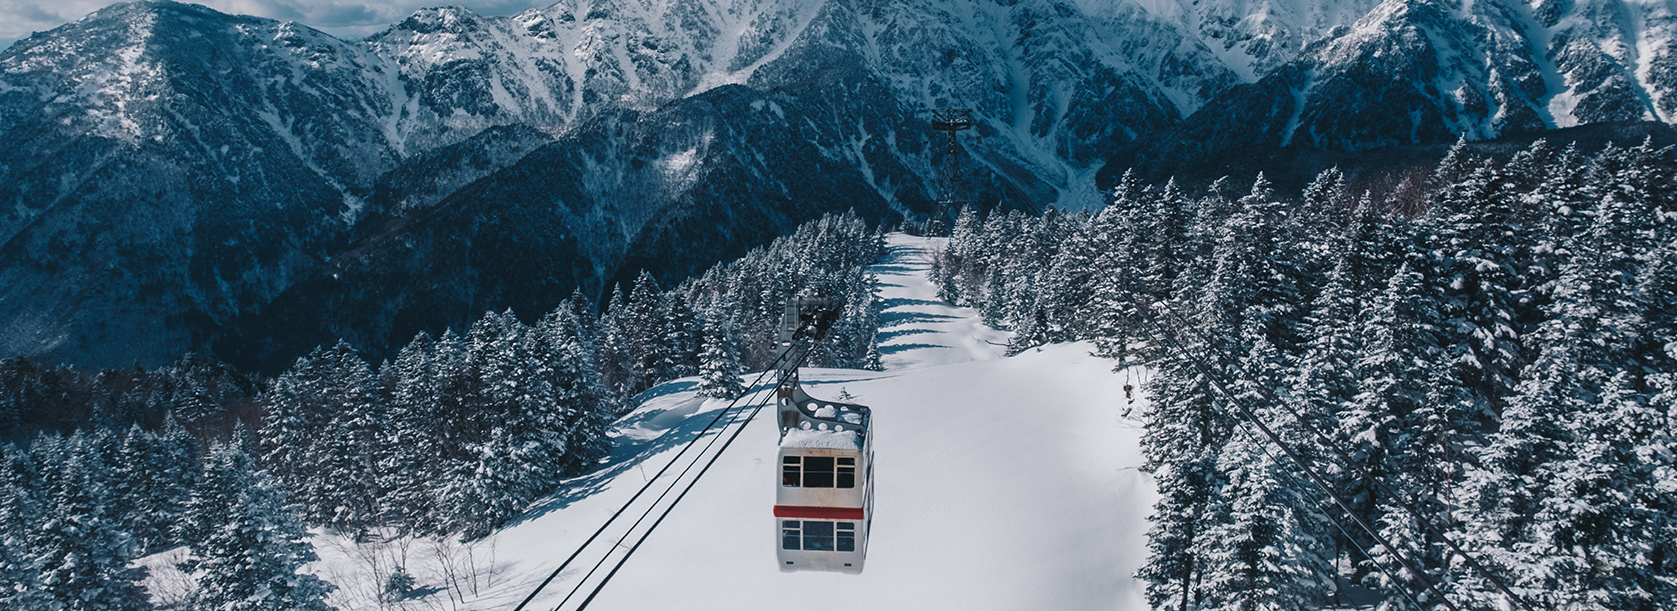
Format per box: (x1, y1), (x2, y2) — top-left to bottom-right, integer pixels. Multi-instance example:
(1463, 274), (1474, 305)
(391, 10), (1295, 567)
(697, 316), (746, 400)
(0, 456), (50, 610)
(1040, 213), (1097, 340)
(36, 440), (150, 610)
(314, 342), (388, 533)
(1529, 373), (1667, 610)
(383, 332), (444, 531)
(655, 292), (702, 382)
(1430, 161), (1523, 414)
(1194, 429), (1332, 611)
(535, 303), (613, 475)
(1136, 450), (1219, 611)
(179, 437), (334, 611)
(112, 425), (180, 554)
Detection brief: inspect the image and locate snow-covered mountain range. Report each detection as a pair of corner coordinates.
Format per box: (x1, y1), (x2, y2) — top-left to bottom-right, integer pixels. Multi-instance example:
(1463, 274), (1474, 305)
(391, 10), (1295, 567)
(1, 0), (1673, 369)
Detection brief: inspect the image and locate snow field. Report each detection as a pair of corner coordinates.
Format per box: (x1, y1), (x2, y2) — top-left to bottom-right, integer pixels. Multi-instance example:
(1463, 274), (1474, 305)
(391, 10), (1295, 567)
(872, 236), (1012, 370)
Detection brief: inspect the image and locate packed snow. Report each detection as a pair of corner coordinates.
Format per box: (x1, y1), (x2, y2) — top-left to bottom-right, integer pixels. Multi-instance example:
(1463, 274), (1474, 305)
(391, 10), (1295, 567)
(778, 427), (860, 450)
(201, 233), (1158, 610)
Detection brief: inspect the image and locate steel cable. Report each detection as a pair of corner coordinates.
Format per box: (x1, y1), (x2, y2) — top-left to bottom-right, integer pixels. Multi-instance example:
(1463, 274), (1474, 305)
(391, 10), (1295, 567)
(510, 343), (806, 611)
(1137, 307), (1461, 611)
(571, 326), (828, 610)
(1144, 299), (1532, 611)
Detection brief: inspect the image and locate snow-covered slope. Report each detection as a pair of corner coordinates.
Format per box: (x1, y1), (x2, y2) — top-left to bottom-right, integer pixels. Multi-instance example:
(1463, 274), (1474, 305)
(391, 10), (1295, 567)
(205, 233), (1157, 609)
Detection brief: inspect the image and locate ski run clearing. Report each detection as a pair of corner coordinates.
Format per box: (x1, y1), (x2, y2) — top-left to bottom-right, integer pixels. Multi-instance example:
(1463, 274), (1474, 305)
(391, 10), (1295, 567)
(146, 234), (1158, 610)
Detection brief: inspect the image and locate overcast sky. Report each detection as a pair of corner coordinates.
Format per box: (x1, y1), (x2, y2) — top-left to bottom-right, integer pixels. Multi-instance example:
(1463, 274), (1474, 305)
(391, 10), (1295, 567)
(0, 0), (545, 49)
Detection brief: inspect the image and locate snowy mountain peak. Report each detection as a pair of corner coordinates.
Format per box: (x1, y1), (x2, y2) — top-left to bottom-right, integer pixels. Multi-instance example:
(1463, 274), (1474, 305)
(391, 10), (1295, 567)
(4, 0), (1677, 370)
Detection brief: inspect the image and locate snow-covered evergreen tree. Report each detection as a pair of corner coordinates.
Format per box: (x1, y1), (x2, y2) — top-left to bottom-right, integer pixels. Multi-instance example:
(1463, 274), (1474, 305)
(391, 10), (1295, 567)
(1430, 161), (1523, 414)
(179, 436), (334, 611)
(534, 303), (613, 475)
(697, 315), (746, 400)
(35, 439), (150, 610)
(0, 454), (50, 610)
(1194, 429), (1332, 611)
(655, 292), (702, 382)
(1136, 450), (1218, 611)
(382, 332), (444, 531)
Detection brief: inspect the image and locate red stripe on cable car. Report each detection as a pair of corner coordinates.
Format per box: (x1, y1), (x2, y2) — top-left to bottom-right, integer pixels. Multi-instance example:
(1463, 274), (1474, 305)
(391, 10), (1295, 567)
(773, 505), (865, 520)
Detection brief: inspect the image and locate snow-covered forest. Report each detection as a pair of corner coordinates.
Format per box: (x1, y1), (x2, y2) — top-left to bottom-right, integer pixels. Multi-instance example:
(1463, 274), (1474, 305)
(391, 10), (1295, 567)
(3, 133), (1674, 610)
(0, 212), (885, 609)
(931, 139), (1677, 609)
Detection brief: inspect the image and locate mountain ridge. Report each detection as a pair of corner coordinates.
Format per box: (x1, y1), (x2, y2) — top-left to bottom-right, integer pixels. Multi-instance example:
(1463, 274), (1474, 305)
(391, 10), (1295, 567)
(2, 0), (1674, 369)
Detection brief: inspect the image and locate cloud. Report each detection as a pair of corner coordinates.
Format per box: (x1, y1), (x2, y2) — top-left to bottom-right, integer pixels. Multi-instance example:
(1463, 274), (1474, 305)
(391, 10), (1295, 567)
(0, 0), (547, 50)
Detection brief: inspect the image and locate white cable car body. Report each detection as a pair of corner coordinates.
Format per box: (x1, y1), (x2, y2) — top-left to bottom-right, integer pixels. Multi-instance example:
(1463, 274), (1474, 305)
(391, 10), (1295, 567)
(772, 298), (873, 574)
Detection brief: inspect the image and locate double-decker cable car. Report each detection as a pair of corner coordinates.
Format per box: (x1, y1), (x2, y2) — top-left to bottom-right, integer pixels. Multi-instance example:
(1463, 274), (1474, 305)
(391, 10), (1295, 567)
(772, 297), (873, 574)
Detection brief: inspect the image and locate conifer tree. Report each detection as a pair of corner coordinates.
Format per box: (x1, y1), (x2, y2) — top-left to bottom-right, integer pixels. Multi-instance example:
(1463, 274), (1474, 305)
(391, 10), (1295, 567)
(1142, 180), (1192, 299)
(179, 437), (334, 611)
(35, 441), (150, 610)
(438, 426), (536, 540)
(1085, 176), (1148, 357)
(113, 425), (178, 554)
(314, 342), (388, 533)
(1300, 166), (1350, 230)
(1428, 136), (1474, 195)
(1194, 429), (1332, 611)
(1430, 161), (1523, 414)
(0, 457), (50, 610)
(383, 332), (443, 531)
(1454, 338), (1581, 608)
(1340, 261), (1464, 594)
(623, 272), (666, 393)
(1041, 213), (1097, 340)
(1530, 373), (1667, 610)
(595, 286), (634, 397)
(655, 292), (702, 382)
(535, 304), (613, 475)
(697, 316), (746, 400)
(1136, 450), (1219, 611)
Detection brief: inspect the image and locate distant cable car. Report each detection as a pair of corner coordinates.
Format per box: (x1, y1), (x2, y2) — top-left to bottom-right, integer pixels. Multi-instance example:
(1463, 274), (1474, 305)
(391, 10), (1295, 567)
(772, 297), (873, 574)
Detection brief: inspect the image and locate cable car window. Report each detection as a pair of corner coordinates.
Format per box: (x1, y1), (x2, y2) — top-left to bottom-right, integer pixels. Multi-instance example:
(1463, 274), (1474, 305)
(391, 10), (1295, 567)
(836, 522), (856, 552)
(782, 456), (801, 487)
(836, 457), (855, 489)
(802, 520), (835, 551)
(782, 455), (856, 488)
(781, 520), (800, 550)
(803, 456), (835, 488)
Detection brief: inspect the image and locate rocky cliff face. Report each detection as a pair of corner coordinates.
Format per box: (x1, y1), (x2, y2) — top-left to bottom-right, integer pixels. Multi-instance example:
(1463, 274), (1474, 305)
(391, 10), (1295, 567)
(1, 0), (1672, 369)
(1106, 0), (1677, 183)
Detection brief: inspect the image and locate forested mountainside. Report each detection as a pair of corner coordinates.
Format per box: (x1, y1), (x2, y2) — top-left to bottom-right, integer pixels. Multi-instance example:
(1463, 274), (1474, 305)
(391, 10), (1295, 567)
(3, 0), (1676, 370)
(933, 138), (1677, 609)
(0, 213), (885, 609)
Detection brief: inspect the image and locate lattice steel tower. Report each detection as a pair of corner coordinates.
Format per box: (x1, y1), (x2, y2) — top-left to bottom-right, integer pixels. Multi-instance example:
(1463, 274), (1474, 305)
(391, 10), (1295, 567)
(930, 109), (973, 230)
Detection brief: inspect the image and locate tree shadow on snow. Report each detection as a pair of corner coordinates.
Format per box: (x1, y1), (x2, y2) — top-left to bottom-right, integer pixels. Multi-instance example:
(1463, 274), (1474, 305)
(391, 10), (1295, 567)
(878, 342), (947, 355)
(513, 380), (777, 525)
(880, 242), (928, 265)
(879, 296), (947, 310)
(630, 380), (700, 404)
(867, 264), (918, 275)
(879, 310), (962, 326)
(876, 327), (938, 342)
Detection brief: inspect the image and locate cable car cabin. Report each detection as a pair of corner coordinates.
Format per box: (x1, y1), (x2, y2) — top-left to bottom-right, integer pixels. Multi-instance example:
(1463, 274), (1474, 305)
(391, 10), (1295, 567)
(774, 382), (872, 574)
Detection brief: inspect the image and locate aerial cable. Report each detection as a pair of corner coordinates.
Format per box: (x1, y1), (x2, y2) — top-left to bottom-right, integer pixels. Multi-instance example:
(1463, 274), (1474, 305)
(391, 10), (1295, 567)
(1250, 432), (1430, 611)
(510, 343), (806, 611)
(573, 339), (821, 611)
(551, 360), (793, 610)
(1145, 300), (1534, 611)
(1136, 306), (1463, 611)
(572, 322), (832, 609)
